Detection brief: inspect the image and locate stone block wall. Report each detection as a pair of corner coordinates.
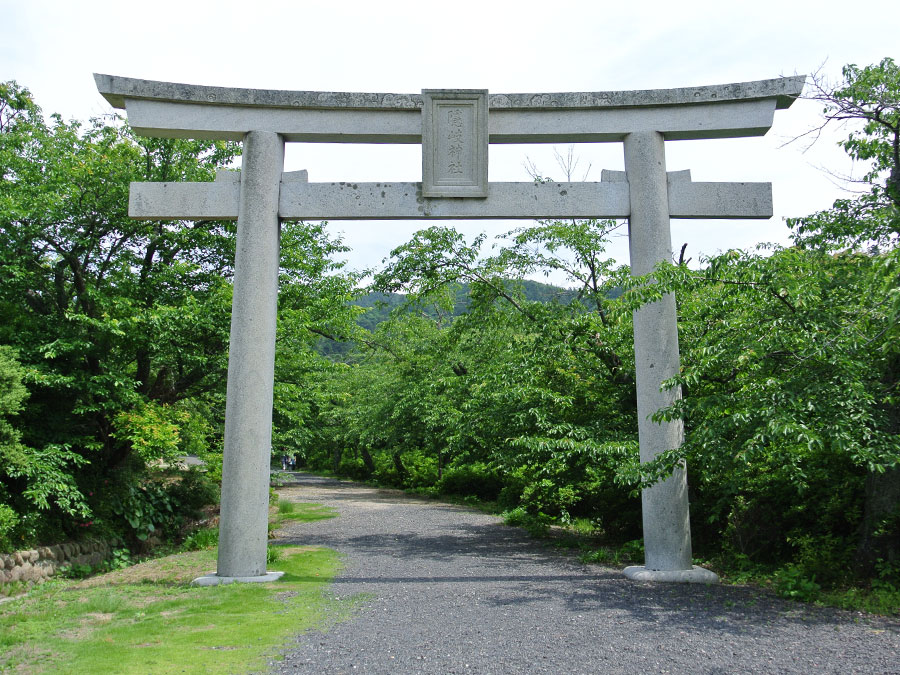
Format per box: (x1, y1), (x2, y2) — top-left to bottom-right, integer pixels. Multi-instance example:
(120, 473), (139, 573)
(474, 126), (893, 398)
(0, 539), (111, 585)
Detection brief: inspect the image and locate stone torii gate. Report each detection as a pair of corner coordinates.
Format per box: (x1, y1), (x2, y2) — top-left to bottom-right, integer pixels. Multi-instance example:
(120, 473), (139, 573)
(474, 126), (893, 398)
(95, 73), (804, 585)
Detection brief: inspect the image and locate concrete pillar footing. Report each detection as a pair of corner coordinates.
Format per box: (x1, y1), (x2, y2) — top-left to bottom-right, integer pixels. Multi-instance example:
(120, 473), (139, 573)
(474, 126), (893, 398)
(623, 565), (719, 584)
(191, 571), (285, 587)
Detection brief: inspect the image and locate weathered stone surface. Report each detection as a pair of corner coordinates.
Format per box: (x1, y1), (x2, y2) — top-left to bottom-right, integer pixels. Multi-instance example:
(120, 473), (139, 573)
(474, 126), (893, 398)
(95, 73), (804, 112)
(95, 74), (803, 144)
(624, 565), (720, 583)
(192, 571), (284, 586)
(217, 131), (284, 579)
(422, 90), (488, 198)
(129, 177), (771, 222)
(117, 98), (782, 144)
(625, 130), (693, 573)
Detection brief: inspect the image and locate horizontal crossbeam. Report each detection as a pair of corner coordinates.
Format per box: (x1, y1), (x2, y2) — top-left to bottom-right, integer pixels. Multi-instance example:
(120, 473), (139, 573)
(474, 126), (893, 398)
(95, 74), (805, 144)
(120, 99), (779, 143)
(128, 173), (772, 221)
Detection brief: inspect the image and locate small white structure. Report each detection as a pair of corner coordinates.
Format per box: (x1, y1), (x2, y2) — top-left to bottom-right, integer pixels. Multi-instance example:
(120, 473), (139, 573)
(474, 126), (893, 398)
(96, 74), (804, 584)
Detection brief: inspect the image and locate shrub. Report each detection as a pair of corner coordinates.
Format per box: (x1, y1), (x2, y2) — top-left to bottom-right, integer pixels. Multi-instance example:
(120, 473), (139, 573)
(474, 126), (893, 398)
(182, 527), (218, 551)
(437, 463), (502, 500)
(112, 402), (182, 465)
(166, 467), (219, 520)
(401, 451), (439, 489)
(337, 455), (370, 481)
(0, 504), (18, 553)
(774, 564), (822, 603)
(372, 453), (403, 487)
(502, 506), (550, 537)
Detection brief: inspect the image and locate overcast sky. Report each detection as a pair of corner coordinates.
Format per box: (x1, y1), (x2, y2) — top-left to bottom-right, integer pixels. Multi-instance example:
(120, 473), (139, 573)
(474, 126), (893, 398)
(2, 0), (896, 282)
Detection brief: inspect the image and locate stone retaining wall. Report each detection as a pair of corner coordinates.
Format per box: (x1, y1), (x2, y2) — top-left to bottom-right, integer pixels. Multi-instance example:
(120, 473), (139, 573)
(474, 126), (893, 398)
(0, 539), (111, 585)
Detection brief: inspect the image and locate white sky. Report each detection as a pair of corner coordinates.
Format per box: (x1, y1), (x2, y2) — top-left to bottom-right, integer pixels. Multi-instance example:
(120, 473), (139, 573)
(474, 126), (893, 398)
(2, 0), (896, 283)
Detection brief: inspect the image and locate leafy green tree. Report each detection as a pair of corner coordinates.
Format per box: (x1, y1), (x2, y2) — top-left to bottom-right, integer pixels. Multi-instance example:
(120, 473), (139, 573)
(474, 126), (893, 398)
(791, 58), (900, 570)
(0, 81), (240, 542)
(358, 221), (642, 524)
(0, 81), (382, 546)
(795, 57), (899, 249)
(628, 58), (900, 574)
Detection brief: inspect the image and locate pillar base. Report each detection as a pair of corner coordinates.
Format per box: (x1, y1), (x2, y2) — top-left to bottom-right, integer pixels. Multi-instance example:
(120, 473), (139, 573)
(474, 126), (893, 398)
(623, 565), (719, 584)
(191, 571), (284, 587)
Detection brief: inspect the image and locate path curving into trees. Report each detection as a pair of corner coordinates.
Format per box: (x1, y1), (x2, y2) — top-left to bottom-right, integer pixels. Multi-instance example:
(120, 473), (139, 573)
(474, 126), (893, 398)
(271, 473), (898, 674)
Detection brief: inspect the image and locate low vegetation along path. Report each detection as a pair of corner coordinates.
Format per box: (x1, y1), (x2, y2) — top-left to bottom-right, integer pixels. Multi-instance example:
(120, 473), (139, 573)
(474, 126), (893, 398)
(271, 474), (898, 674)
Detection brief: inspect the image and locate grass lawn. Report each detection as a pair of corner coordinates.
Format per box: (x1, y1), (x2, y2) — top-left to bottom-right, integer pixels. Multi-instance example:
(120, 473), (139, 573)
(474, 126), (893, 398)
(0, 504), (360, 673)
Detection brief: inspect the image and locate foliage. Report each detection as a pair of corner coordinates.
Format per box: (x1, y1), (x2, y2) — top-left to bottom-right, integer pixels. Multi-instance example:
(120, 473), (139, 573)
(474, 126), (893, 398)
(436, 462), (503, 500)
(112, 402), (182, 465)
(0, 81), (356, 550)
(772, 565), (822, 603)
(502, 506), (551, 537)
(795, 57), (899, 248)
(181, 526), (218, 552)
(0, 80), (240, 545)
(0, 503), (17, 552)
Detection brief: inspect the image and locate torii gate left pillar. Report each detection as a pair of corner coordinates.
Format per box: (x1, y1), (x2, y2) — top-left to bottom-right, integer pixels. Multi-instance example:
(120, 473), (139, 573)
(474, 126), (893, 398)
(215, 131), (284, 583)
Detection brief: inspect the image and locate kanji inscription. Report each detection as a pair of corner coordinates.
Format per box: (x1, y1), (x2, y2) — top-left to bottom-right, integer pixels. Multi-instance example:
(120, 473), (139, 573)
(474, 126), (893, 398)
(422, 89), (488, 198)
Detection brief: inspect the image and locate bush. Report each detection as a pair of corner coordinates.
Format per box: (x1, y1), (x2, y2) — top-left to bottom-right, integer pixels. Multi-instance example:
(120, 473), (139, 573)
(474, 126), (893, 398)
(182, 527), (218, 551)
(401, 451), (439, 489)
(337, 455), (370, 481)
(109, 480), (177, 546)
(437, 463), (502, 500)
(519, 479), (578, 522)
(502, 506), (551, 537)
(166, 467), (219, 520)
(773, 564), (822, 603)
(372, 453), (403, 487)
(0, 504), (18, 553)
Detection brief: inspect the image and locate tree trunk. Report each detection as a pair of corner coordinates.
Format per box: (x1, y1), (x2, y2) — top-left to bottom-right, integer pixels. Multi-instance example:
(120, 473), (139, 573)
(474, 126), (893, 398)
(856, 356), (900, 573)
(856, 467), (900, 573)
(392, 451), (407, 485)
(360, 447), (376, 476)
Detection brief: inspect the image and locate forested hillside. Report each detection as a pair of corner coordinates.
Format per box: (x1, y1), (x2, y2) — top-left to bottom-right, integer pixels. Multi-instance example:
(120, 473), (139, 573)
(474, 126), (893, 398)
(315, 280), (581, 358)
(1, 59), (897, 604)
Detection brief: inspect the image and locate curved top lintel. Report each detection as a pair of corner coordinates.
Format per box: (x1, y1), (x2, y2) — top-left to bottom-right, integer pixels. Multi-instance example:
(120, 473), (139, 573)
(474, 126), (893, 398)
(94, 73), (805, 113)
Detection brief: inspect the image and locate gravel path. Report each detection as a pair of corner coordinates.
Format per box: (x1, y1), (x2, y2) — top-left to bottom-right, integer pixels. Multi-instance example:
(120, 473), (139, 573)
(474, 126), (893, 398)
(271, 473), (899, 674)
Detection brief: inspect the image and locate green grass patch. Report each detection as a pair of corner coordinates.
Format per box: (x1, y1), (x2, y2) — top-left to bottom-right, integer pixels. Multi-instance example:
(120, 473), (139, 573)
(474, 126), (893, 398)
(0, 545), (360, 673)
(274, 501), (337, 524)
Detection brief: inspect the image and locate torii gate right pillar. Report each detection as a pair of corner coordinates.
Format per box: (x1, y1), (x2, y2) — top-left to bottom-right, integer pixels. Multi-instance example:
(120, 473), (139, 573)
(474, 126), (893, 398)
(623, 131), (717, 583)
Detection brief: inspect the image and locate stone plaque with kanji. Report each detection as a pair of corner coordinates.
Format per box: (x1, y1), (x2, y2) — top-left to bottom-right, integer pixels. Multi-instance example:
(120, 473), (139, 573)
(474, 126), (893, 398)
(422, 89), (488, 198)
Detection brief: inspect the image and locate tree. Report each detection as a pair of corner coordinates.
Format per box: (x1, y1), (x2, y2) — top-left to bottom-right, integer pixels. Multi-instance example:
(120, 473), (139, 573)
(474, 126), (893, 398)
(794, 57), (900, 249)
(0, 80), (244, 542)
(636, 58), (900, 574)
(792, 58), (900, 570)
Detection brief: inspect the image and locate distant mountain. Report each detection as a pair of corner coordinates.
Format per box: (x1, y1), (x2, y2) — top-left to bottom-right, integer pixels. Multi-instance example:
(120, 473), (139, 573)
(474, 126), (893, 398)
(314, 279), (586, 358)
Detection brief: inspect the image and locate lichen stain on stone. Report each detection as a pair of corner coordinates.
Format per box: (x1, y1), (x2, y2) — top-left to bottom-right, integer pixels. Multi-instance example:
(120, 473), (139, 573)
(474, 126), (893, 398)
(559, 189), (568, 196)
